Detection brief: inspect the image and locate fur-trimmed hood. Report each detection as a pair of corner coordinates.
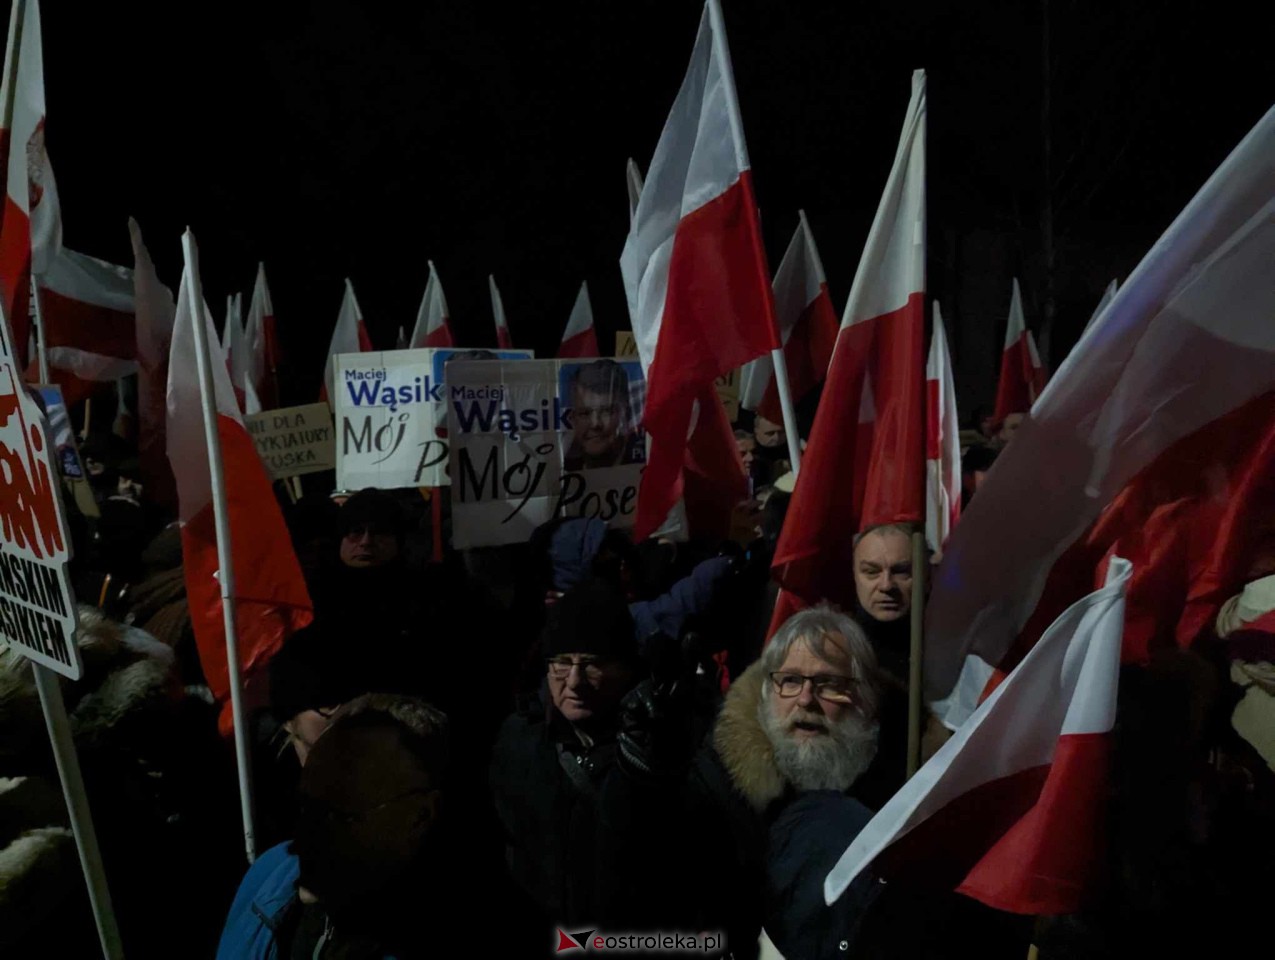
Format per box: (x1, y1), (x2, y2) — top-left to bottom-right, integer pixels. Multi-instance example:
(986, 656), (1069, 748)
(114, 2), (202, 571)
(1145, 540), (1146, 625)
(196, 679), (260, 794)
(712, 659), (787, 812)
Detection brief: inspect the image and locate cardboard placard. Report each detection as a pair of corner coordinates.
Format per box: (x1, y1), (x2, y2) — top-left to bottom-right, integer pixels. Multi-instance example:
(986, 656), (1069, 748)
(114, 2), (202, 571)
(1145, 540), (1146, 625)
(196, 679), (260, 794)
(334, 347), (534, 491)
(447, 357), (647, 548)
(245, 402), (336, 480)
(0, 328), (81, 677)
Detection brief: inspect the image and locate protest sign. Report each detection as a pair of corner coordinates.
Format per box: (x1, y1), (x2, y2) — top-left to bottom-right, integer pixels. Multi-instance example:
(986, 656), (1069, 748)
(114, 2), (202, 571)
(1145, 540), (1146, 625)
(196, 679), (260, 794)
(0, 333), (81, 678)
(245, 402), (335, 480)
(447, 357), (647, 548)
(335, 347), (533, 491)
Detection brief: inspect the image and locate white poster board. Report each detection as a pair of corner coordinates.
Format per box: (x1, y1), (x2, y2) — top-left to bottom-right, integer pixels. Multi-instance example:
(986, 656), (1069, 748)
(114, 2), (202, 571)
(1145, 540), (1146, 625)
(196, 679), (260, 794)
(447, 357), (647, 548)
(245, 402), (336, 480)
(334, 347), (533, 491)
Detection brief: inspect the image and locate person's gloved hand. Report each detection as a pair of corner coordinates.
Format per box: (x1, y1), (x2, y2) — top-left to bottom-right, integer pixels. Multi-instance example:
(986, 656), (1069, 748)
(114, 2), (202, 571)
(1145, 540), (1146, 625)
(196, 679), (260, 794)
(617, 674), (696, 779)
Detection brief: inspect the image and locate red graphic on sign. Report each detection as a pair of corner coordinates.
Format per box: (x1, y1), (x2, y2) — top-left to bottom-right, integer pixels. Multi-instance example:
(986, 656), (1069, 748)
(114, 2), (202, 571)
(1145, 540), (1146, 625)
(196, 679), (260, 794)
(0, 365), (64, 559)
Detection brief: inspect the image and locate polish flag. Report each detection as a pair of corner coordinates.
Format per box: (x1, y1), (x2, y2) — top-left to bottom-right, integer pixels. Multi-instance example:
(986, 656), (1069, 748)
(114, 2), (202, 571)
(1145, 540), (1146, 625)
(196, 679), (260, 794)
(619, 0), (781, 541)
(221, 292), (248, 411)
(770, 70), (927, 617)
(826, 558), (1131, 916)
(36, 246), (137, 403)
(626, 157), (644, 224)
(321, 278), (373, 403)
(168, 237), (313, 732)
(0, 0), (60, 368)
(992, 278), (1046, 422)
(409, 260), (453, 349)
(926, 302), (961, 552)
(925, 106), (1275, 730)
(244, 263), (280, 412)
(129, 218), (176, 514)
(740, 210), (838, 425)
(489, 274), (513, 349)
(557, 281), (599, 358)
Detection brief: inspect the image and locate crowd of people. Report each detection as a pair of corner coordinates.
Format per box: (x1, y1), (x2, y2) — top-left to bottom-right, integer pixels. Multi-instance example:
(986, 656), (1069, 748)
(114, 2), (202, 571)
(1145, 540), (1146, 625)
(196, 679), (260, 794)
(0, 393), (1271, 960)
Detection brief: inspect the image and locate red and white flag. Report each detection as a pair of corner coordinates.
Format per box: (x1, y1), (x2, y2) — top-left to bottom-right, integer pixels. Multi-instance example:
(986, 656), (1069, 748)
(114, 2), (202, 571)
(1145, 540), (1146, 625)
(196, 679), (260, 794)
(244, 263), (279, 412)
(37, 246), (137, 401)
(992, 278), (1046, 422)
(770, 70), (927, 621)
(925, 106), (1275, 729)
(626, 157), (644, 225)
(129, 218), (176, 513)
(826, 558), (1131, 916)
(221, 292), (248, 410)
(740, 210), (838, 425)
(619, 0), (780, 541)
(168, 238), (313, 733)
(322, 278), (372, 402)
(409, 260), (453, 349)
(557, 281), (599, 358)
(489, 274), (513, 349)
(926, 302), (961, 552)
(0, 0), (60, 368)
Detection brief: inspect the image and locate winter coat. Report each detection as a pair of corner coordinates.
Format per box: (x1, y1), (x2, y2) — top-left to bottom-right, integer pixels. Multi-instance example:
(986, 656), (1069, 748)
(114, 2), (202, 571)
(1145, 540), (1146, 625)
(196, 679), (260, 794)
(489, 690), (721, 938)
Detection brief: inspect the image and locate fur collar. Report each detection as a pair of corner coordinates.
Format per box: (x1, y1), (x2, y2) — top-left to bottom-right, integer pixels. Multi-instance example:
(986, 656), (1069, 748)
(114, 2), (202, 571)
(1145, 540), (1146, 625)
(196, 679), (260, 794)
(712, 660), (787, 812)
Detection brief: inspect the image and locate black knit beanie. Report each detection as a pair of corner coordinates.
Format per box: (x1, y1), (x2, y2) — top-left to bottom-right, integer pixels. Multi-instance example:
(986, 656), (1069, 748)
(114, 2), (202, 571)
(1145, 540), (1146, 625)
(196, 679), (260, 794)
(542, 577), (639, 665)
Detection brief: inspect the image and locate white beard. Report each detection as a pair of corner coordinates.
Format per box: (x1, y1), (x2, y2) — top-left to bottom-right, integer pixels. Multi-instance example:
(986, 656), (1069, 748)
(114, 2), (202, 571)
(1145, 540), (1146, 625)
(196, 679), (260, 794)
(759, 698), (879, 793)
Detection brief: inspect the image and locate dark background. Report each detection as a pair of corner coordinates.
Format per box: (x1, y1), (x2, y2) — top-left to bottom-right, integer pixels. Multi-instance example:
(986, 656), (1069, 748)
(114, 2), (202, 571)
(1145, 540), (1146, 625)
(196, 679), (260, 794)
(30, 0), (1272, 416)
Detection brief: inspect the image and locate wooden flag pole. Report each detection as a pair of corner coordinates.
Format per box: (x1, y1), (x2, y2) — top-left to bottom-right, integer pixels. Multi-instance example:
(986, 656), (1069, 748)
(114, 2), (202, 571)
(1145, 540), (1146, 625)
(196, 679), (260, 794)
(906, 529), (926, 778)
(182, 230), (257, 863)
(33, 666), (125, 958)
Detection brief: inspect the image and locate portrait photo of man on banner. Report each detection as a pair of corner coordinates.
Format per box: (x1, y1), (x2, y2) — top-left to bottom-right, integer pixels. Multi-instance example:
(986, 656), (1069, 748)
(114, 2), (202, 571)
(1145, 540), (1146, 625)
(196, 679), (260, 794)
(560, 358), (646, 472)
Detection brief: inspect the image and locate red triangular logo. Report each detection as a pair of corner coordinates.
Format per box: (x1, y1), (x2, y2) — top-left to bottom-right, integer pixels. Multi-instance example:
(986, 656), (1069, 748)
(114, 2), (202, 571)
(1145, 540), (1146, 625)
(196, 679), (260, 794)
(556, 929), (581, 952)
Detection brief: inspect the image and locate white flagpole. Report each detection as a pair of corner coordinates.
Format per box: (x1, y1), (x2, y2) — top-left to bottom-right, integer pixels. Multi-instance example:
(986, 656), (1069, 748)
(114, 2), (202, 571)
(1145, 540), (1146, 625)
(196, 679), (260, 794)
(32, 277), (50, 383)
(706, 0), (802, 473)
(32, 666), (125, 958)
(181, 229), (257, 863)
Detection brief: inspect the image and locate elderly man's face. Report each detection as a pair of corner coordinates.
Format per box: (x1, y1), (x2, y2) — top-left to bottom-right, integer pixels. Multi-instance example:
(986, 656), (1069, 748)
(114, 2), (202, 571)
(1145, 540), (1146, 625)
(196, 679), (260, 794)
(853, 528), (913, 622)
(767, 638), (858, 736)
(574, 387), (624, 459)
(547, 655), (632, 724)
(736, 435), (757, 472)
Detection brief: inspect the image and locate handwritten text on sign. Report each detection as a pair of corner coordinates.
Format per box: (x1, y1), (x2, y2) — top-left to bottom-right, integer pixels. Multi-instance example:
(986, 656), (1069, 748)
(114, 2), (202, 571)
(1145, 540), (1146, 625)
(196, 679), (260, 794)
(447, 357), (646, 548)
(245, 403), (336, 480)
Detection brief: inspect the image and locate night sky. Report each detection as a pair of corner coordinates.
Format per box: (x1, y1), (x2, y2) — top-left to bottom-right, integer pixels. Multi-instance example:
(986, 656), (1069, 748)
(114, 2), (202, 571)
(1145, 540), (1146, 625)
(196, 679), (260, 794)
(31, 0), (1271, 414)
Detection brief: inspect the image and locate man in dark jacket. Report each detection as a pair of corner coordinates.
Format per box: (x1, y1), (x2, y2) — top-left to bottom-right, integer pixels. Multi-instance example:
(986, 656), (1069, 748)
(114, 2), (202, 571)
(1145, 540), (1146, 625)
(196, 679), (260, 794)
(489, 578), (718, 947)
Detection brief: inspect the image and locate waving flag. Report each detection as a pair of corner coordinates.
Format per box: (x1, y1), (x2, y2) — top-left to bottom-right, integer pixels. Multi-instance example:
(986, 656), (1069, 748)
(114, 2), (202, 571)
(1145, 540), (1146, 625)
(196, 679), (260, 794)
(557, 281), (599, 358)
(619, 0), (780, 540)
(489, 274), (513, 349)
(992, 278), (1046, 421)
(926, 302), (961, 551)
(321, 278), (372, 402)
(244, 263), (279, 411)
(771, 70), (926, 619)
(740, 210), (838, 425)
(410, 260), (453, 349)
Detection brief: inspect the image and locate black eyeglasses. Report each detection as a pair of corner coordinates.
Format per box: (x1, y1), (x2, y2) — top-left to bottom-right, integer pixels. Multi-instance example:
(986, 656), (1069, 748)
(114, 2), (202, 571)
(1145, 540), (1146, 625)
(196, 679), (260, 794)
(546, 656), (609, 681)
(769, 672), (858, 704)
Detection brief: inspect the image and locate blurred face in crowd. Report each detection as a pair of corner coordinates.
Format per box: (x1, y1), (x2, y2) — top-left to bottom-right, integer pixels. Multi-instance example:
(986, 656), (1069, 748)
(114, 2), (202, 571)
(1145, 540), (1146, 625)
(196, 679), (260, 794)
(736, 434), (757, 473)
(286, 707), (338, 765)
(853, 527), (913, 622)
(340, 522), (399, 569)
(573, 385), (625, 463)
(761, 636), (877, 792)
(997, 412), (1025, 446)
(547, 654), (633, 725)
(754, 416), (785, 449)
(294, 720), (440, 919)
(979, 413), (997, 438)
